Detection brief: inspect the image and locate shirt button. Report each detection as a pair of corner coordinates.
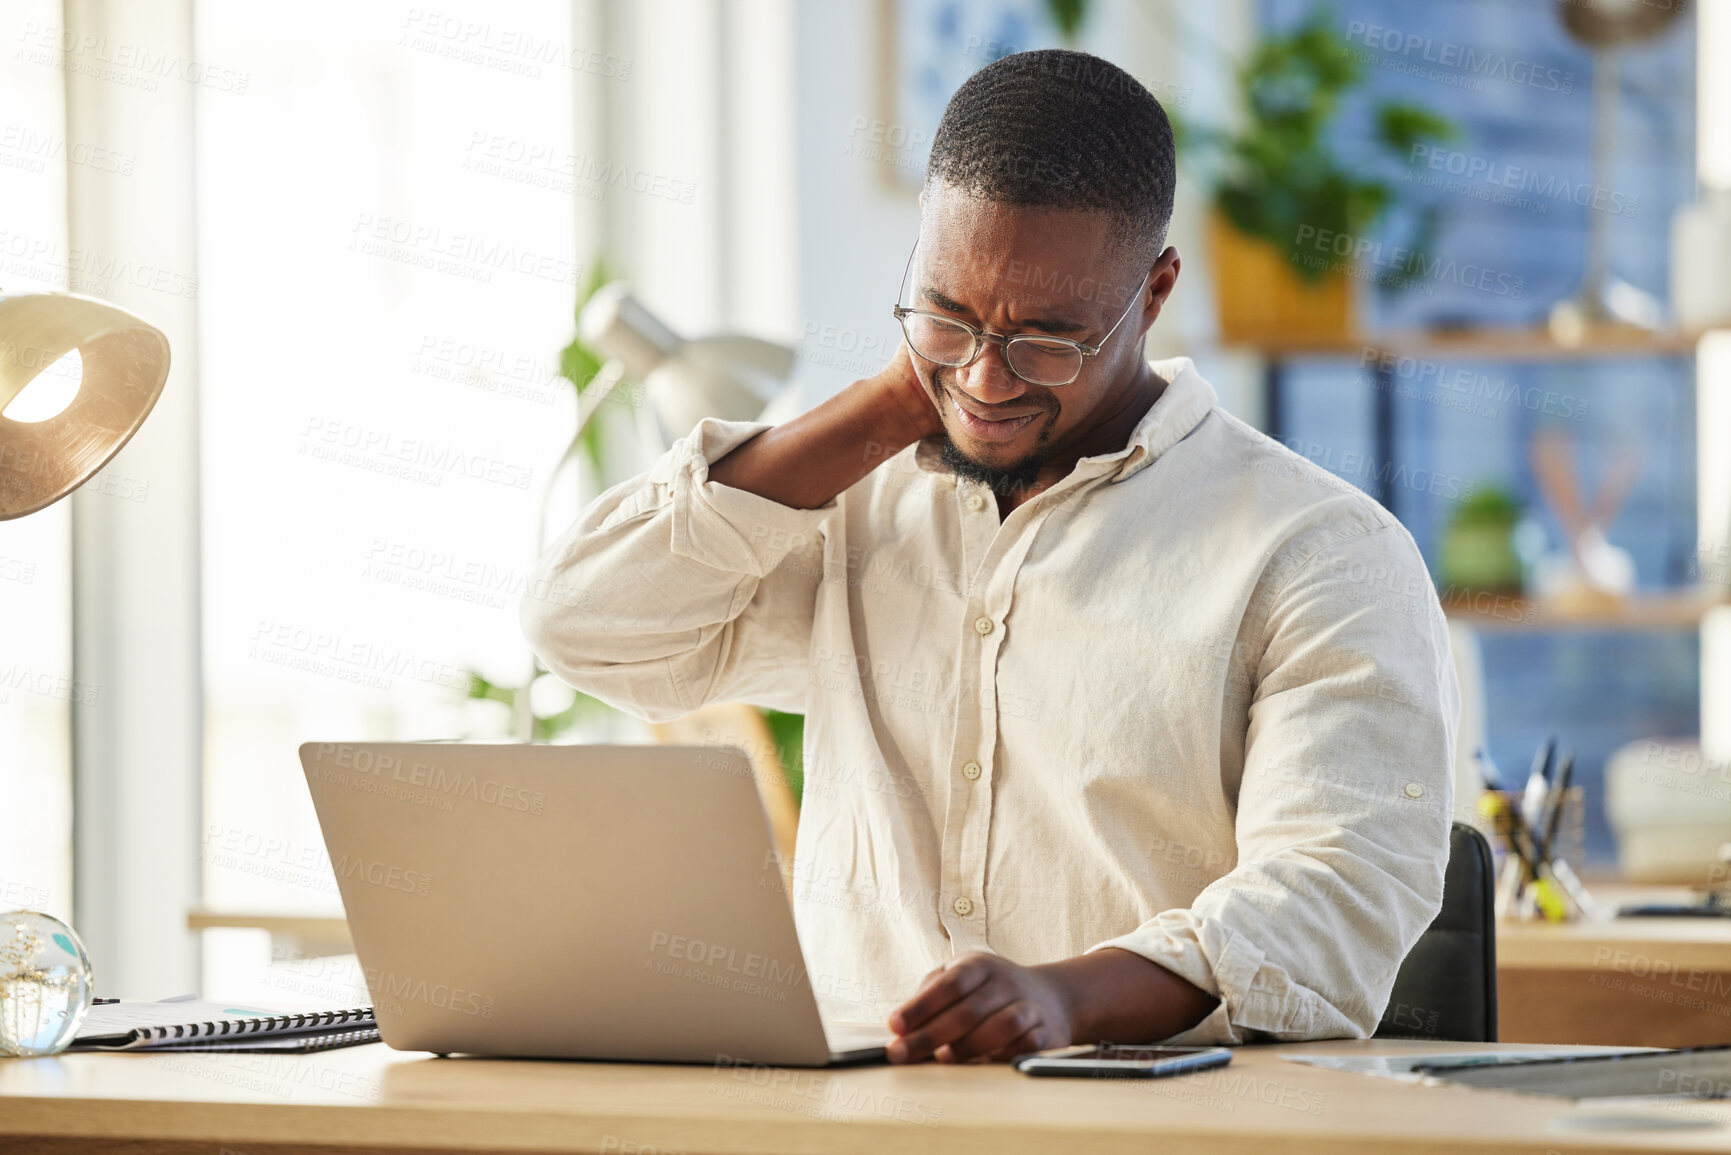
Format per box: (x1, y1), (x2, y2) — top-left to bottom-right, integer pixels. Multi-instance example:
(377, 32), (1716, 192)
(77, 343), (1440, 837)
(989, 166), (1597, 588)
(962, 761), (982, 780)
(1404, 782), (1425, 799)
(965, 493), (987, 512)
(974, 616), (994, 636)
(952, 897), (974, 917)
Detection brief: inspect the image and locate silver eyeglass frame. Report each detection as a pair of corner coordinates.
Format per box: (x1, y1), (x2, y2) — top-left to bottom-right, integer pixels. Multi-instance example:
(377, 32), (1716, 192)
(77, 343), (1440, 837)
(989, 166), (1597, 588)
(890, 240), (1151, 387)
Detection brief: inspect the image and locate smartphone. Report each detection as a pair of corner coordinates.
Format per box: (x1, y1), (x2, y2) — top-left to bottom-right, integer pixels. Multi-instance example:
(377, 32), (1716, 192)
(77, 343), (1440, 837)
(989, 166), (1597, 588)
(1013, 1043), (1233, 1079)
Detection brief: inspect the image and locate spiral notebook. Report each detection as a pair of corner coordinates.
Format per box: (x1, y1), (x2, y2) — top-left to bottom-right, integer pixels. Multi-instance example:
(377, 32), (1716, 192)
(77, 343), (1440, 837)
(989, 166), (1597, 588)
(70, 996), (379, 1053)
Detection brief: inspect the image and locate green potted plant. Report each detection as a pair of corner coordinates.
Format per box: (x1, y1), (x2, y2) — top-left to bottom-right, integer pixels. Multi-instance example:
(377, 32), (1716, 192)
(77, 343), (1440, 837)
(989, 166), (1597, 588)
(1440, 486), (1525, 594)
(1178, 7), (1457, 342)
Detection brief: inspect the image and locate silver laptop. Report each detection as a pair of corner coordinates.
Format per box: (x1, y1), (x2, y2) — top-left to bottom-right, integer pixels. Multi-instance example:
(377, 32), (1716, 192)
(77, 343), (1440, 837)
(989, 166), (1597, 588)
(299, 740), (890, 1066)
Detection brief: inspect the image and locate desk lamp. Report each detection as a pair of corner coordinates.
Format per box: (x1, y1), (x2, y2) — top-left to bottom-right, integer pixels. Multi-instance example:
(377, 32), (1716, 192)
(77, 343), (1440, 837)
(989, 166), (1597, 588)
(0, 291), (170, 520)
(0, 289), (169, 1056)
(575, 281), (798, 446)
(1548, 0), (1687, 340)
(514, 283), (800, 741)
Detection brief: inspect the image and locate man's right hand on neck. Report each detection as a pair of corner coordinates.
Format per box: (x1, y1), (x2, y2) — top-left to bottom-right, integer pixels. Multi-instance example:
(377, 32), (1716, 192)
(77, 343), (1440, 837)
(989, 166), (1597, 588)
(707, 341), (941, 509)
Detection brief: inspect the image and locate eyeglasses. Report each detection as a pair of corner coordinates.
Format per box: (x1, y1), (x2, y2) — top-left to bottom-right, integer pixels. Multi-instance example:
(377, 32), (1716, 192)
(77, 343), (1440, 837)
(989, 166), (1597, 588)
(890, 241), (1150, 387)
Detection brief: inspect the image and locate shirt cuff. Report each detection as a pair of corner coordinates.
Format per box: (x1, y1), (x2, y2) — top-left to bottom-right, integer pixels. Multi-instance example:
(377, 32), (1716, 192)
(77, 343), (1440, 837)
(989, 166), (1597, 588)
(1087, 910), (1356, 1045)
(661, 417), (833, 578)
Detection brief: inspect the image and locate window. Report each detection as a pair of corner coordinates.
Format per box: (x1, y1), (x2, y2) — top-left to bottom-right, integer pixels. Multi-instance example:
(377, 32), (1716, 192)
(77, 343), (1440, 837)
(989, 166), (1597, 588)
(193, 0), (578, 996)
(0, 0), (77, 925)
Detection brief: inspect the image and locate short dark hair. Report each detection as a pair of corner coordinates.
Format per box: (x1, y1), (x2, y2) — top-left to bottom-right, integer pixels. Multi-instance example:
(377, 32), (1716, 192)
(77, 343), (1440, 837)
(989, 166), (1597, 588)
(926, 49), (1176, 263)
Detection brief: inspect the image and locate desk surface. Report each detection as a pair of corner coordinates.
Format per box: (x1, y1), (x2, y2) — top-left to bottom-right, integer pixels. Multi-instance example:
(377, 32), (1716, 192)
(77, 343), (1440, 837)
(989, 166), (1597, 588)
(1494, 887), (1731, 1048)
(1498, 887), (1731, 972)
(3, 1039), (1730, 1155)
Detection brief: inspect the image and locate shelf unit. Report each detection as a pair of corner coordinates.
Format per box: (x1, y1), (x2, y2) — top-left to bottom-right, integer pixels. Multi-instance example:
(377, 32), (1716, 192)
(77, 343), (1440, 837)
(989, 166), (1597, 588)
(1440, 587), (1727, 632)
(1244, 324), (1705, 519)
(1236, 324), (1715, 633)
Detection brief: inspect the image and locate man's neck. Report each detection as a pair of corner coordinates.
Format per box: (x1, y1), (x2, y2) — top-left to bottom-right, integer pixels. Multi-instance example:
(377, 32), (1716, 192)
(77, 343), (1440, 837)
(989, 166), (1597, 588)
(996, 363), (1167, 516)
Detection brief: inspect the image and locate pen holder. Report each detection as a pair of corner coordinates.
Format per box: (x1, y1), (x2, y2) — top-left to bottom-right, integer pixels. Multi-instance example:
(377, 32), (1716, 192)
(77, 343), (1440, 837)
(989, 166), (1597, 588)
(1481, 787), (1588, 922)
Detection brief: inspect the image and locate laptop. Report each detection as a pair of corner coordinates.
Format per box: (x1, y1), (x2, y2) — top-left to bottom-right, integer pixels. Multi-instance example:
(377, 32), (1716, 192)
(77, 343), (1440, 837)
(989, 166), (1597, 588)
(298, 740), (891, 1066)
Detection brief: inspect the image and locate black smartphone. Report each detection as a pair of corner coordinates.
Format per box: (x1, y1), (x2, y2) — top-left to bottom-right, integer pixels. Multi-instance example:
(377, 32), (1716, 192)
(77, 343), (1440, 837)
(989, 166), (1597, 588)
(1013, 1043), (1233, 1078)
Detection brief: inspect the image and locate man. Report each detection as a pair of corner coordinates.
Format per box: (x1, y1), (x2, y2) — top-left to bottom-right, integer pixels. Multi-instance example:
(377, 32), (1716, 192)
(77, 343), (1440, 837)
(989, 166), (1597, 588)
(521, 49), (1457, 1064)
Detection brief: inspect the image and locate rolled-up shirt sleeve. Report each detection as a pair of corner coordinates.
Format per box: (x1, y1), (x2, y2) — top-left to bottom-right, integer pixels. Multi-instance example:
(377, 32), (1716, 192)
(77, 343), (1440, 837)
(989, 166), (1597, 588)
(520, 417), (831, 722)
(1087, 521), (1459, 1044)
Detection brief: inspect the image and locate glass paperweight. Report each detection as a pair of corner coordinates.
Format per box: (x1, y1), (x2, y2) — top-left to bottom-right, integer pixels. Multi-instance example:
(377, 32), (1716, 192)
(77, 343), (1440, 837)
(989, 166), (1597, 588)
(0, 911), (94, 1057)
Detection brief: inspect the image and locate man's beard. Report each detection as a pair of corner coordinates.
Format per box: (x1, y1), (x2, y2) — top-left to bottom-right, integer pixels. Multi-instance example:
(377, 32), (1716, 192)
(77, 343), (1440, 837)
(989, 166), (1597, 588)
(938, 435), (1043, 494)
(932, 369), (1054, 495)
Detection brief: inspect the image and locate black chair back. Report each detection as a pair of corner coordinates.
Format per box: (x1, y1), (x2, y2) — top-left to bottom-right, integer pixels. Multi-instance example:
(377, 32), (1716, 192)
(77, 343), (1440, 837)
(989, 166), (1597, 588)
(1375, 821), (1498, 1042)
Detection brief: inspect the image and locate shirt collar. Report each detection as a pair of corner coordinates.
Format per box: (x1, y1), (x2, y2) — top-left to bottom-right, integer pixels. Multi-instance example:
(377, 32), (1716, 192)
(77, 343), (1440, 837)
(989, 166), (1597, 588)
(910, 356), (1217, 484)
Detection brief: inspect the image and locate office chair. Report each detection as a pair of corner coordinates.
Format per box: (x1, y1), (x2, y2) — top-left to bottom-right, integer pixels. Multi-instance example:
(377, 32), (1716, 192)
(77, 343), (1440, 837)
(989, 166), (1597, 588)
(1374, 821), (1498, 1042)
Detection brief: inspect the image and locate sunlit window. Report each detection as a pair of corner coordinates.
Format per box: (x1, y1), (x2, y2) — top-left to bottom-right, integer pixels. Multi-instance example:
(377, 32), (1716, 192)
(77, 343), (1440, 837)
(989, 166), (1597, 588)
(0, 0), (75, 929)
(194, 0), (580, 997)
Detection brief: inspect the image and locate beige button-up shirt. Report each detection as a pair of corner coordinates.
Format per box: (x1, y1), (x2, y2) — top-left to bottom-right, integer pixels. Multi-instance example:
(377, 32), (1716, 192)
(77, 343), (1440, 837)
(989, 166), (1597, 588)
(521, 357), (1458, 1044)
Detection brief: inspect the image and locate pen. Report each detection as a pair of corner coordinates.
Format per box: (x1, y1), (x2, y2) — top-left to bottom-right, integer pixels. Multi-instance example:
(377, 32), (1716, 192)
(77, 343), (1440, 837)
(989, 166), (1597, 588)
(1525, 750), (1578, 922)
(1484, 790), (1545, 881)
(1520, 736), (1557, 833)
(1481, 791), (1545, 917)
(1509, 808), (1545, 881)
(1537, 751), (1575, 868)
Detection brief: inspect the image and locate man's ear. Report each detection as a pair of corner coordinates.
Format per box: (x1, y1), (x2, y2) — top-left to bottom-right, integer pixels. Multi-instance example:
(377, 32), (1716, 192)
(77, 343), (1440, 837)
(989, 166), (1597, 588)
(1147, 246), (1181, 316)
(918, 187), (926, 212)
(1134, 246), (1181, 333)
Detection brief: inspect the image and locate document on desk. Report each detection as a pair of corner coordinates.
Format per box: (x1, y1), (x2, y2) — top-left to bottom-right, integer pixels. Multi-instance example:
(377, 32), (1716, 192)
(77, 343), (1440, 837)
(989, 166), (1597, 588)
(70, 996), (378, 1052)
(1283, 1046), (1655, 1082)
(1417, 1045), (1731, 1099)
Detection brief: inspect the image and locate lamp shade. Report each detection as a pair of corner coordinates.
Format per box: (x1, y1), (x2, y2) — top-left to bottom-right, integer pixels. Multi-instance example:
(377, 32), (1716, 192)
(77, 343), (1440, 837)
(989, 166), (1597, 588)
(577, 281), (796, 444)
(0, 292), (170, 520)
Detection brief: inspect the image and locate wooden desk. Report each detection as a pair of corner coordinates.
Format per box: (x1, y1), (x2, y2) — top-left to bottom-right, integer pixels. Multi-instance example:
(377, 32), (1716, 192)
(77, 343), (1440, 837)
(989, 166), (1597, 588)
(189, 890), (1731, 1049)
(3, 1039), (1729, 1154)
(1498, 887), (1731, 1047)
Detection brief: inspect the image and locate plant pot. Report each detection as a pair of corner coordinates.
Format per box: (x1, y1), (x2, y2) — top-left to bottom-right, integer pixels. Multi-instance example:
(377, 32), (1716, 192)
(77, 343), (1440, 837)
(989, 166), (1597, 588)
(1440, 519), (1524, 594)
(1207, 211), (1355, 345)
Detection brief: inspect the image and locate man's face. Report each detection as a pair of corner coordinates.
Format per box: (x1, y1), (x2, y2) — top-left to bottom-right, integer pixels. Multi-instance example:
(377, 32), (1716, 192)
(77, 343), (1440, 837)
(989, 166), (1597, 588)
(909, 185), (1169, 482)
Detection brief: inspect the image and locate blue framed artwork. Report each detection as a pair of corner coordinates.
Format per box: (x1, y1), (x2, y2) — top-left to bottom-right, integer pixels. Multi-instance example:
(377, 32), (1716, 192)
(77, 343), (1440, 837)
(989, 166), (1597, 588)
(881, 0), (1062, 189)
